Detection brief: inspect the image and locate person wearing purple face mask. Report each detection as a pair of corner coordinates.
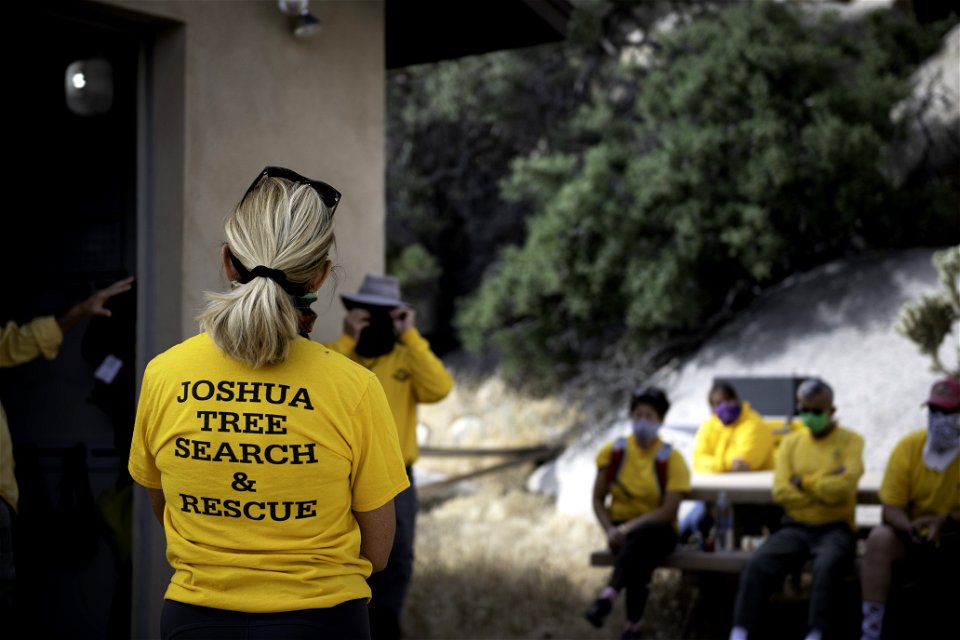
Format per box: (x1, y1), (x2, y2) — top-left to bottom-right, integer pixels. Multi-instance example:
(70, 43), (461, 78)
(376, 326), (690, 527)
(694, 382), (773, 474)
(680, 382), (775, 544)
(585, 386), (691, 640)
(859, 376), (960, 640)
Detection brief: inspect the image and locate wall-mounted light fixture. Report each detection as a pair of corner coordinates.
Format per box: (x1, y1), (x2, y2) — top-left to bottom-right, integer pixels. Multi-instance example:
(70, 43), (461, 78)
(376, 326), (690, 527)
(65, 58), (113, 116)
(278, 0), (322, 39)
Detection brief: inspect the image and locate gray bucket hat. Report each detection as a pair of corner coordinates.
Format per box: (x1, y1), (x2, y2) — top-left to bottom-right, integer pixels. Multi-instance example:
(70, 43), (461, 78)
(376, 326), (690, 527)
(341, 274), (406, 308)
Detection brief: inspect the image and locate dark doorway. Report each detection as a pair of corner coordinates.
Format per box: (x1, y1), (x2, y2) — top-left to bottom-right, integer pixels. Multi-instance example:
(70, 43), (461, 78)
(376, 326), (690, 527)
(1, 5), (140, 639)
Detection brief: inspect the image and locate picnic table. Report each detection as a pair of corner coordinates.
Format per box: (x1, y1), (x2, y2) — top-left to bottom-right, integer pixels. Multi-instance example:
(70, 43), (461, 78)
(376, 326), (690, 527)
(590, 470), (883, 572)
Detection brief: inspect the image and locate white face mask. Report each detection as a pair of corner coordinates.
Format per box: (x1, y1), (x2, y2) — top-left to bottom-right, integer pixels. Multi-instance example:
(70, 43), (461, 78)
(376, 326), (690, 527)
(928, 411), (960, 453)
(632, 419), (660, 444)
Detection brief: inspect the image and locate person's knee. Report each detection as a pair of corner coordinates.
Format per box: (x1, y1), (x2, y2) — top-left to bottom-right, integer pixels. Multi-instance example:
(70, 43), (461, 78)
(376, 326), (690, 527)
(742, 556), (774, 581)
(864, 525), (901, 562)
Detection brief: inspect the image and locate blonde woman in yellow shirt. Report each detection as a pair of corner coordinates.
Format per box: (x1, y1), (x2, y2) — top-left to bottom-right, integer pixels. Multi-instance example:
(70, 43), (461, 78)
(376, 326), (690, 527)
(128, 167), (409, 640)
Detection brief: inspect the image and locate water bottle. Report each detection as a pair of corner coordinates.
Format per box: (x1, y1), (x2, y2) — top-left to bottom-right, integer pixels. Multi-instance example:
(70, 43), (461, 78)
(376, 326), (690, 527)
(715, 490), (734, 551)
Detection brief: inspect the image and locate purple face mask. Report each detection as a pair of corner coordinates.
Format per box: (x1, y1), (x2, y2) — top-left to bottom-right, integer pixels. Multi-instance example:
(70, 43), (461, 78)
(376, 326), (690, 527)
(715, 401), (742, 426)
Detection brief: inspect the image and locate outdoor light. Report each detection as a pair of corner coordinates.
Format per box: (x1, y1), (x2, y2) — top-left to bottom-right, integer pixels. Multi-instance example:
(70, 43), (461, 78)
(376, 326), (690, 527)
(65, 58), (113, 116)
(277, 0), (322, 39)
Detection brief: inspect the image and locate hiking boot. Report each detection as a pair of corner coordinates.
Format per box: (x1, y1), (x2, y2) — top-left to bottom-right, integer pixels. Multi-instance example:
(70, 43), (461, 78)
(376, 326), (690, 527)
(584, 597), (613, 628)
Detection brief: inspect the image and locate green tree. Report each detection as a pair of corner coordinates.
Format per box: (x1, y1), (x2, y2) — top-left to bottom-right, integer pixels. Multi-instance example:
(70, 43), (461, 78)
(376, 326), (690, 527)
(455, 1), (958, 388)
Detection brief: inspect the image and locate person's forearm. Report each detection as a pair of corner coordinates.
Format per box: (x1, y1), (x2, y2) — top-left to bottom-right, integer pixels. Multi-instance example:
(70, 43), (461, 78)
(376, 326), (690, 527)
(622, 507), (669, 531)
(593, 499), (614, 532)
(55, 303), (86, 334)
(881, 505), (912, 533)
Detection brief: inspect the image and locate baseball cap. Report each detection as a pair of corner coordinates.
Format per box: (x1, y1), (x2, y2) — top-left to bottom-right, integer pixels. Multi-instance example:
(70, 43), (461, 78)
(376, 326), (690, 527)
(926, 377), (960, 411)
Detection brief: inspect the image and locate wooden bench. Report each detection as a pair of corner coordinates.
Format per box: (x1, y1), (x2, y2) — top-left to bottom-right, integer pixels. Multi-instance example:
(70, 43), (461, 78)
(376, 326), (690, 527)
(589, 472), (882, 574)
(590, 548), (752, 573)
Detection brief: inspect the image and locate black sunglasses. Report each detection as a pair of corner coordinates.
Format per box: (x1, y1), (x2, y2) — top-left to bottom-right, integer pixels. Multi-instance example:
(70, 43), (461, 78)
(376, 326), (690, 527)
(241, 166), (342, 212)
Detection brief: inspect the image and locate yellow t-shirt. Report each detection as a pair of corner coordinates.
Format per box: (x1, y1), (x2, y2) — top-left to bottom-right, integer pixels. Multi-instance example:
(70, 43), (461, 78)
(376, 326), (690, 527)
(772, 425), (864, 530)
(596, 435), (691, 523)
(879, 429), (960, 520)
(1, 316), (63, 511)
(128, 333), (410, 613)
(693, 401), (774, 473)
(327, 328), (453, 466)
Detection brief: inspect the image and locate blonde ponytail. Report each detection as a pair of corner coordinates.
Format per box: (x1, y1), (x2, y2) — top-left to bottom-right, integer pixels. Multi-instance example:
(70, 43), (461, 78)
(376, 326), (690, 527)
(198, 175), (335, 368)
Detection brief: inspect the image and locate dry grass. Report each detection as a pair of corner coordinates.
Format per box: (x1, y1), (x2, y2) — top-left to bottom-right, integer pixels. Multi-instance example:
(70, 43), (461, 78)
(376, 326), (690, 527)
(404, 465), (712, 640)
(403, 360), (736, 640)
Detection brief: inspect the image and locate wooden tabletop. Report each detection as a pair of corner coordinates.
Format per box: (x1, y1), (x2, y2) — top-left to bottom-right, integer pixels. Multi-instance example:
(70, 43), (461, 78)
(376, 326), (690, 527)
(688, 471), (882, 505)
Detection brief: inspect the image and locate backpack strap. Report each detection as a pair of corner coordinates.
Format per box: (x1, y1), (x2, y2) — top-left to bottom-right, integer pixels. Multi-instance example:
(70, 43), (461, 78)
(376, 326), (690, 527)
(606, 437), (671, 499)
(653, 441), (672, 497)
(605, 436), (632, 498)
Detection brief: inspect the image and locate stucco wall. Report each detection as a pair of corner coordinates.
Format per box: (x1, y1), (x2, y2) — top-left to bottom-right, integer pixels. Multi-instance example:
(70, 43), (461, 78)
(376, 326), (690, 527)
(94, 2), (385, 635)
(113, 0), (385, 344)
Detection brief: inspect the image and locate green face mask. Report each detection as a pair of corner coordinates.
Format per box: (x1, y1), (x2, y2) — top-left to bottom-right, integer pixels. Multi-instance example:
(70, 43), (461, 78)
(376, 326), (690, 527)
(799, 411), (831, 434)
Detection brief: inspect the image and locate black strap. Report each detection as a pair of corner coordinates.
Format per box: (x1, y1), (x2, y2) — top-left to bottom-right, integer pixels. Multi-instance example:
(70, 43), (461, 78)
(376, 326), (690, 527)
(230, 252), (304, 296)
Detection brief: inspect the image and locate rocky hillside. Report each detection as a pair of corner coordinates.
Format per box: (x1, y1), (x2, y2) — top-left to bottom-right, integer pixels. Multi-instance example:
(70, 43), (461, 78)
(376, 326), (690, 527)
(418, 247), (958, 518)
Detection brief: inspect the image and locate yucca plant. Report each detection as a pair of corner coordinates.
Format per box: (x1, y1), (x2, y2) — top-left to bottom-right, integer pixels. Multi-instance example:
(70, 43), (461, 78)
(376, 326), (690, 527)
(895, 245), (960, 376)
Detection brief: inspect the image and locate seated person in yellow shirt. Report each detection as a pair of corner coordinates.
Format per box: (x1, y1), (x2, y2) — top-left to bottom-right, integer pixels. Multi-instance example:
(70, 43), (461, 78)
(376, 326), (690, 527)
(859, 376), (960, 640)
(680, 382), (776, 544)
(584, 386), (691, 640)
(730, 378), (864, 640)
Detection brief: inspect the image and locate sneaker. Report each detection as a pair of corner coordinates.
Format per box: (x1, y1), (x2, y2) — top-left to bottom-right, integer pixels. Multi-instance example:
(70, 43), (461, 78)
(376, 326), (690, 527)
(584, 598), (613, 628)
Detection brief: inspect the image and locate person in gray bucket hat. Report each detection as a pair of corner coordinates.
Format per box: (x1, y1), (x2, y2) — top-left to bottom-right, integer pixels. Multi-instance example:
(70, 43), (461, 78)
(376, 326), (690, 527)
(327, 273), (454, 640)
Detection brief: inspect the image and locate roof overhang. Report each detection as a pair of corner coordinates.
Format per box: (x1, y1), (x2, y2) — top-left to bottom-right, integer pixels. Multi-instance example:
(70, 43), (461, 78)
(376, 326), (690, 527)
(386, 0), (573, 69)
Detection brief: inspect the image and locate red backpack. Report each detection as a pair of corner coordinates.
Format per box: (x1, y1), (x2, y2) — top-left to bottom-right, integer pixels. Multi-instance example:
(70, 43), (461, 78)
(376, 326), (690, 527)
(605, 436), (671, 499)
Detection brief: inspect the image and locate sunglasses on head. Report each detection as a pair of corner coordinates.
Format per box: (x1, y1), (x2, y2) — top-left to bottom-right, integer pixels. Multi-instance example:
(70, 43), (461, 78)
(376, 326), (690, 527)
(241, 166), (342, 212)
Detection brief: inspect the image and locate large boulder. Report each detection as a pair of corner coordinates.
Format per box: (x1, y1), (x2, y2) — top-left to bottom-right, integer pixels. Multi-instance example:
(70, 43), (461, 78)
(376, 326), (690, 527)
(883, 22), (960, 185)
(539, 248), (957, 516)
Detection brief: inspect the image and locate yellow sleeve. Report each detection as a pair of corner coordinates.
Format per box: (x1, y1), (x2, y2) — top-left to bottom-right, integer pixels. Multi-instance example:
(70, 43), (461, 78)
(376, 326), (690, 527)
(325, 334), (357, 355)
(0, 317), (63, 368)
(400, 328), (453, 404)
(350, 376), (411, 512)
(693, 419), (720, 472)
(772, 435), (814, 509)
(665, 449), (691, 493)
(803, 432), (864, 506)
(730, 414), (774, 471)
(595, 440), (614, 469)
(128, 359), (163, 489)
(878, 435), (912, 508)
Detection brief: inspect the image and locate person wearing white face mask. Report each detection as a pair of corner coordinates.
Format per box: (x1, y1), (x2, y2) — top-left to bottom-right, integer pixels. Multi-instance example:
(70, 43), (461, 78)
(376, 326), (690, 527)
(584, 386), (691, 640)
(859, 376), (960, 640)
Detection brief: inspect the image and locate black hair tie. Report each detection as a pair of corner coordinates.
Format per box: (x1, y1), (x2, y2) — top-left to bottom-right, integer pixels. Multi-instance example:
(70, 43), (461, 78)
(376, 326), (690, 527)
(230, 253), (304, 296)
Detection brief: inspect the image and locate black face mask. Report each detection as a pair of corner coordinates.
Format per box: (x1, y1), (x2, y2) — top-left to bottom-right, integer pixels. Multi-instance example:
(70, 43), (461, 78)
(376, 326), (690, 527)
(354, 307), (397, 358)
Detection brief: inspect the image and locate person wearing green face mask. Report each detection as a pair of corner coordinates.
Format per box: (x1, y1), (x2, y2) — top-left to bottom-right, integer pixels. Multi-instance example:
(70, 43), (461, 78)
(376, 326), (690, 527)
(730, 378), (864, 640)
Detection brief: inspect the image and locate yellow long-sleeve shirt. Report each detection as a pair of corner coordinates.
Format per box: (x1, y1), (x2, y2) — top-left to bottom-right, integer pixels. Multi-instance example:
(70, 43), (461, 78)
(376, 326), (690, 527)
(1, 316), (64, 511)
(772, 424), (864, 530)
(879, 429), (960, 521)
(693, 401), (774, 473)
(327, 328), (453, 466)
